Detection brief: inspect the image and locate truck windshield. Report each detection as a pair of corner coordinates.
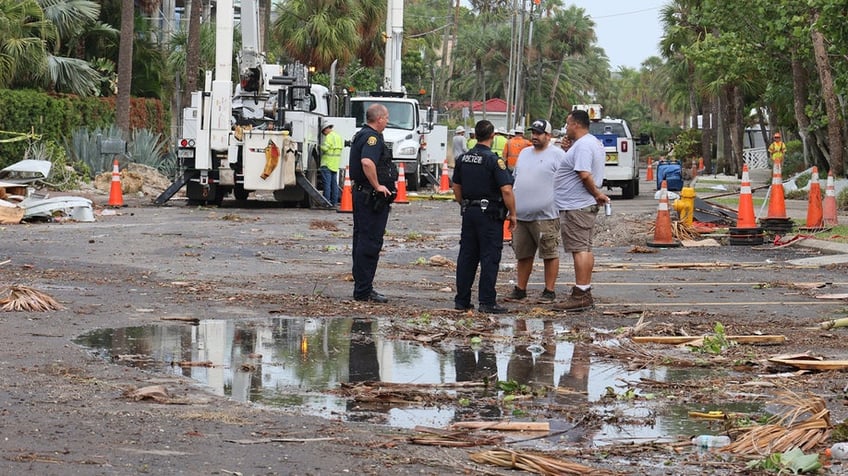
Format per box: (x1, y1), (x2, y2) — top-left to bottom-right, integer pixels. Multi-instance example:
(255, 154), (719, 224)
(589, 122), (627, 138)
(351, 101), (416, 130)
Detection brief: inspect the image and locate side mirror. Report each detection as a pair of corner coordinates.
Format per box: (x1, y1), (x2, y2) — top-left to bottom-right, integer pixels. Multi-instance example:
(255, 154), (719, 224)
(638, 133), (651, 146)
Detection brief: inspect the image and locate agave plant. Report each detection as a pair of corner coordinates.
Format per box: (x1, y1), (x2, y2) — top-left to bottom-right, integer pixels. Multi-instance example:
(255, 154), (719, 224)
(65, 125), (123, 177)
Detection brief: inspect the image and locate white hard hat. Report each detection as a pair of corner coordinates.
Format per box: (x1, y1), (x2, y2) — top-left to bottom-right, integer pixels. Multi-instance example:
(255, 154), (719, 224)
(512, 128), (523, 135)
(456, 126), (465, 133)
(496, 127), (507, 135)
(322, 122), (334, 130)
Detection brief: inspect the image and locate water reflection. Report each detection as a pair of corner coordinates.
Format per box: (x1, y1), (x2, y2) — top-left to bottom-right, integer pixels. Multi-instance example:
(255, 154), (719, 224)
(75, 316), (754, 444)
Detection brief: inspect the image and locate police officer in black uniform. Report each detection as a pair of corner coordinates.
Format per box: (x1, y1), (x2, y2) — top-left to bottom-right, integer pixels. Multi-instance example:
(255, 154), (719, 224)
(452, 120), (516, 314)
(349, 103), (397, 303)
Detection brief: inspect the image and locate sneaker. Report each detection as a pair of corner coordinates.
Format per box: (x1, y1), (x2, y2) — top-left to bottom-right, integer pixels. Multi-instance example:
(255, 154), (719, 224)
(354, 290), (388, 303)
(506, 286), (527, 301)
(478, 303), (509, 314)
(454, 303), (474, 311)
(552, 286), (594, 312)
(539, 288), (556, 303)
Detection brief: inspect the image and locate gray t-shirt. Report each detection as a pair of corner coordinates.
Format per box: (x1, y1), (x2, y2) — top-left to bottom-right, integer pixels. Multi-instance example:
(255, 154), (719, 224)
(553, 133), (605, 211)
(452, 134), (468, 160)
(513, 144), (565, 221)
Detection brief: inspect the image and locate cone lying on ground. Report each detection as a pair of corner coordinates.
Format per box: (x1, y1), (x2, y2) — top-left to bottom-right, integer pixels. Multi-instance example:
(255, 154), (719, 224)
(646, 157), (654, 181)
(338, 166), (353, 213)
(804, 166), (823, 229)
(439, 159), (451, 193)
(766, 160), (787, 219)
(647, 180), (681, 248)
(736, 165), (757, 228)
(823, 170), (839, 226)
(394, 163), (409, 204)
(108, 159), (124, 207)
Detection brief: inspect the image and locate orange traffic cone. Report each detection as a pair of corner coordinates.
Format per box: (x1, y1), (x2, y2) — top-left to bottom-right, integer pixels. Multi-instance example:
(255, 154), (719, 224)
(108, 159), (124, 207)
(803, 166), (823, 229)
(823, 169), (839, 225)
(647, 180), (681, 248)
(646, 157), (654, 181)
(698, 157), (705, 173)
(439, 159), (451, 193)
(338, 166), (353, 213)
(735, 165), (757, 228)
(765, 160), (787, 219)
(503, 219), (512, 242)
(394, 163), (409, 204)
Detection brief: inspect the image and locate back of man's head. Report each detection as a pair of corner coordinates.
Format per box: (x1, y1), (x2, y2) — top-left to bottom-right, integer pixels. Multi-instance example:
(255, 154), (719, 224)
(475, 120), (494, 141)
(569, 109), (590, 129)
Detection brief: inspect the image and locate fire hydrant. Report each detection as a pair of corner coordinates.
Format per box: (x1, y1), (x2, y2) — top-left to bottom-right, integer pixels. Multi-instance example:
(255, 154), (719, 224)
(673, 187), (696, 227)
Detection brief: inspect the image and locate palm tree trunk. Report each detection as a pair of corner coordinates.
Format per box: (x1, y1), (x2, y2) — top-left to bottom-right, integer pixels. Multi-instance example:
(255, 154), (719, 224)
(789, 54), (812, 167)
(185, 0), (202, 94)
(116, 0), (135, 135)
(811, 18), (844, 175)
(547, 56), (565, 120)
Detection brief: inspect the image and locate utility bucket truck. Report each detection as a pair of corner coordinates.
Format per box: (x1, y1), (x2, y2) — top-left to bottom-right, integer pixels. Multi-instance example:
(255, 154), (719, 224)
(342, 0), (448, 191)
(572, 104), (641, 199)
(156, 0), (355, 207)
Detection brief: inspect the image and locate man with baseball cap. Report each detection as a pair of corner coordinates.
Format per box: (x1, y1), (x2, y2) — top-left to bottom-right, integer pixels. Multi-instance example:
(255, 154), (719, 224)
(506, 119), (565, 304)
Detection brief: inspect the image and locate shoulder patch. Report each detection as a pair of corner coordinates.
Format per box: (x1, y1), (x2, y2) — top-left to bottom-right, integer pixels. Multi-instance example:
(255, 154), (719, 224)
(367, 136), (378, 146)
(497, 159), (507, 170)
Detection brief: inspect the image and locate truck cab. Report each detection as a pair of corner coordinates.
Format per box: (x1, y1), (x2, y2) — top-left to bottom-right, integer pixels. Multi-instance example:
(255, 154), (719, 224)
(573, 104), (640, 199)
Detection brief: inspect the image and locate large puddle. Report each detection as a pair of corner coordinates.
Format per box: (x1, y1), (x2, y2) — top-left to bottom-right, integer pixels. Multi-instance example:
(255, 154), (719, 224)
(74, 317), (761, 447)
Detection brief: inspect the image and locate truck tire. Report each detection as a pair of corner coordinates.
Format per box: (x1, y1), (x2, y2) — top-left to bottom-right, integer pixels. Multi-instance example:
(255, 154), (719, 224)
(406, 156), (421, 191)
(633, 177), (640, 197)
(621, 180), (635, 199)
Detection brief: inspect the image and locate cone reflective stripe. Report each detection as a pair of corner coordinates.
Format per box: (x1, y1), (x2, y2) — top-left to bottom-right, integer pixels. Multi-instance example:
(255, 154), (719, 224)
(394, 163), (409, 204)
(439, 159), (451, 193)
(647, 180), (681, 247)
(108, 159), (124, 207)
(646, 157), (654, 181)
(823, 170), (839, 225)
(805, 166), (823, 228)
(766, 160), (787, 219)
(337, 166), (353, 213)
(736, 165), (757, 228)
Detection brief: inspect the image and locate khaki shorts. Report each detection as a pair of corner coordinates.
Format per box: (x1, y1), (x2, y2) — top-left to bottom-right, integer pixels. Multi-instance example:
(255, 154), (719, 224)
(512, 218), (561, 260)
(560, 208), (597, 253)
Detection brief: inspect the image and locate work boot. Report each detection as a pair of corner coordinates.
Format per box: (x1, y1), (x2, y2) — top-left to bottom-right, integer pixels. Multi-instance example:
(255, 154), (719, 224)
(478, 303), (509, 314)
(553, 286), (593, 312)
(505, 286), (527, 301)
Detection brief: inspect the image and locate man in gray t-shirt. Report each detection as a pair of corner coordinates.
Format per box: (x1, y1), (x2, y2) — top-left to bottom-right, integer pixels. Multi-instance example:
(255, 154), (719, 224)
(552, 109), (609, 312)
(452, 126), (468, 163)
(507, 119), (565, 303)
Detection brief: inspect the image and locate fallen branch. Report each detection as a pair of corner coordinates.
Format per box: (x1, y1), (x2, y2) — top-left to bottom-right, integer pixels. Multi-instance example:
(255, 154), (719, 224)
(631, 335), (785, 345)
(0, 285), (62, 312)
(450, 421), (550, 432)
(470, 448), (621, 475)
(817, 317), (848, 330)
(225, 437), (336, 445)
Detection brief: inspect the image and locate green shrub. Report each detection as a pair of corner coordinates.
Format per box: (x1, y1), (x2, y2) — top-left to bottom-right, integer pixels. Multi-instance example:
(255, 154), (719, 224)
(66, 125), (124, 178)
(24, 140), (88, 191)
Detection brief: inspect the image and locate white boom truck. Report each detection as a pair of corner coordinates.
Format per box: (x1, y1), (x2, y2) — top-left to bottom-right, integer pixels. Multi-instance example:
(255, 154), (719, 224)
(572, 104), (640, 199)
(343, 0), (447, 191)
(156, 0), (355, 207)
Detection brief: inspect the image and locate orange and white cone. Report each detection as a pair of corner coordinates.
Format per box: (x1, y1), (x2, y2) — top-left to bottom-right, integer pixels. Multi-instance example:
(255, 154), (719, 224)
(647, 180), (681, 248)
(823, 169), (839, 225)
(646, 157), (654, 181)
(108, 159), (124, 207)
(765, 160), (787, 219)
(503, 219), (512, 242)
(804, 166), (823, 229)
(394, 163), (409, 204)
(438, 159), (451, 193)
(735, 165), (757, 228)
(337, 166), (353, 213)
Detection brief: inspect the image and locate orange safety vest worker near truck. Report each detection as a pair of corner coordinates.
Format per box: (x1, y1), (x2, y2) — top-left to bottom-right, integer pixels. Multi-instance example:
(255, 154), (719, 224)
(504, 128), (532, 171)
(768, 132), (786, 164)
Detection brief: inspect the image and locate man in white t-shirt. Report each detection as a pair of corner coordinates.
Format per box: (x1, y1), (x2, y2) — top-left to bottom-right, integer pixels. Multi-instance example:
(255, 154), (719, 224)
(506, 119), (566, 303)
(553, 109), (609, 312)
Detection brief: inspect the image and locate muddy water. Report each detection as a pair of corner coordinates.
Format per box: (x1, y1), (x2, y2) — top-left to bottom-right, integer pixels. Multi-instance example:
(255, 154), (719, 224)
(74, 316), (759, 446)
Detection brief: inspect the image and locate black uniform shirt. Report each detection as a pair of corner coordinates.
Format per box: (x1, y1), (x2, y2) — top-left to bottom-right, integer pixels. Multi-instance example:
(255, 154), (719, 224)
(349, 124), (397, 189)
(452, 143), (513, 200)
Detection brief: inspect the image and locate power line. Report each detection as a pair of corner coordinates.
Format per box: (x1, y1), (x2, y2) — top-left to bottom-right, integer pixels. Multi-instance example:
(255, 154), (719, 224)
(591, 7), (661, 20)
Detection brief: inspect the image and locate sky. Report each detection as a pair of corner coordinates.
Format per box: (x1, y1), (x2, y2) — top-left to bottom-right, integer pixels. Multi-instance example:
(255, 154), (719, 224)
(558, 1), (667, 70)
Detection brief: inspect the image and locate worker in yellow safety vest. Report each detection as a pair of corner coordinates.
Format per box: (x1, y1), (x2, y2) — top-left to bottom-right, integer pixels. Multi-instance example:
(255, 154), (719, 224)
(503, 127), (532, 172)
(492, 127), (508, 159)
(768, 132), (786, 165)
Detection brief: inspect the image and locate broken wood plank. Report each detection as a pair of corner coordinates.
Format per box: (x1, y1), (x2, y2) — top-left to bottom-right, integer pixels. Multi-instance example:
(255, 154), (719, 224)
(449, 421), (550, 432)
(815, 293), (848, 300)
(631, 335), (786, 345)
(225, 437), (336, 445)
(769, 358), (848, 371)
(160, 316), (200, 324)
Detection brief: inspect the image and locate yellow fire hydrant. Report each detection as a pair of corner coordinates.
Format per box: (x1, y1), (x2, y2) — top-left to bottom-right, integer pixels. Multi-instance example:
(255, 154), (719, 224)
(673, 187), (696, 227)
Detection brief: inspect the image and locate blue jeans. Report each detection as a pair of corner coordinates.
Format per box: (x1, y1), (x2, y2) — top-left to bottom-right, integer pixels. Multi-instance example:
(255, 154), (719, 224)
(320, 167), (340, 205)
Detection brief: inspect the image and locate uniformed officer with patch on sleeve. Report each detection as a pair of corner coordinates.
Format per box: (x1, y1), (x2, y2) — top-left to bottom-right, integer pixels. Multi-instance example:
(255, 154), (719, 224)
(452, 120), (516, 314)
(349, 103), (398, 303)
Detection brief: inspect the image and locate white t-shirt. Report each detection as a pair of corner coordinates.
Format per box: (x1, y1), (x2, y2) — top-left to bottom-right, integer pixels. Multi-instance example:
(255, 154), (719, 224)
(513, 144), (565, 221)
(553, 133), (605, 211)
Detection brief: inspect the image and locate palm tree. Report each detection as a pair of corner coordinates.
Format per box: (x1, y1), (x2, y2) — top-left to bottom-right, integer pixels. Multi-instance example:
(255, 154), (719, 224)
(115, 0), (133, 133)
(271, 0), (363, 72)
(544, 6), (595, 119)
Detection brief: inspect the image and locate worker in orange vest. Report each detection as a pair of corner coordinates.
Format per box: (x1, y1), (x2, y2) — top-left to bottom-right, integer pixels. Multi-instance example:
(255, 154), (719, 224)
(503, 127), (532, 173)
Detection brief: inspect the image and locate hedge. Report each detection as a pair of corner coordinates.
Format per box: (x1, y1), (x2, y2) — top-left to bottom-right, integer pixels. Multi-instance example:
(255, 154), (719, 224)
(0, 89), (169, 169)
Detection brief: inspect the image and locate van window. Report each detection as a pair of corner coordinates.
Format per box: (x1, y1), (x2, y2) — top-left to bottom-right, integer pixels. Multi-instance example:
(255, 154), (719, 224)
(590, 122), (627, 137)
